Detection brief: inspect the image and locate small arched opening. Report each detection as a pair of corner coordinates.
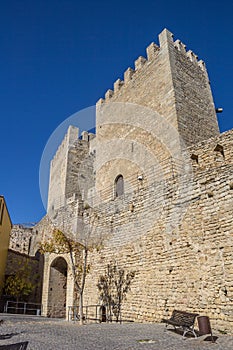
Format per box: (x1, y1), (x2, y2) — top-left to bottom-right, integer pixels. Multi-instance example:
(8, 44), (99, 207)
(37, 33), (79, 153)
(47, 257), (68, 318)
(115, 175), (124, 198)
(214, 144), (225, 162)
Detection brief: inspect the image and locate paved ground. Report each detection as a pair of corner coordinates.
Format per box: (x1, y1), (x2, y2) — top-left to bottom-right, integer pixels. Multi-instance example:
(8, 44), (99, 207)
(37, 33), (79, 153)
(0, 313), (233, 349)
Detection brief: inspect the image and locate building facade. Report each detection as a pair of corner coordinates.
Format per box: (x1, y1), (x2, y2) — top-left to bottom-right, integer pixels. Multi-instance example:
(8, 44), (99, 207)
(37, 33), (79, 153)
(0, 196), (12, 296)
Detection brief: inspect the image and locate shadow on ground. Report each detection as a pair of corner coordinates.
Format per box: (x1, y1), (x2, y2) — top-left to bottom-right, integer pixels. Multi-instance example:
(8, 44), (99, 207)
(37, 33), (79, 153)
(166, 328), (218, 342)
(0, 333), (19, 340)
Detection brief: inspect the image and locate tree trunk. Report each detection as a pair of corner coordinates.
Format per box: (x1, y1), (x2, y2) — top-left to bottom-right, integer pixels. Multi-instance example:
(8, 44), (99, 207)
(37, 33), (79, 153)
(78, 248), (88, 325)
(79, 292), (84, 325)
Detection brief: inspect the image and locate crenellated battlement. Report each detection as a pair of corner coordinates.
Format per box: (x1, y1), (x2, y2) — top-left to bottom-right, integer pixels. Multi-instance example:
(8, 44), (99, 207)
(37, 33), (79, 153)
(113, 78), (124, 92)
(159, 29), (207, 72)
(146, 42), (160, 61)
(173, 39), (206, 71)
(124, 67), (135, 84)
(97, 28), (208, 105)
(96, 39), (161, 106)
(134, 55), (147, 70)
(97, 28), (219, 146)
(173, 39), (187, 53)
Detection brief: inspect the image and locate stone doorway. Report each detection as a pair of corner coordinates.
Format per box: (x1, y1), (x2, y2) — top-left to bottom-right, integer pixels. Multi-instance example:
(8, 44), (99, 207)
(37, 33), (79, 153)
(47, 257), (67, 318)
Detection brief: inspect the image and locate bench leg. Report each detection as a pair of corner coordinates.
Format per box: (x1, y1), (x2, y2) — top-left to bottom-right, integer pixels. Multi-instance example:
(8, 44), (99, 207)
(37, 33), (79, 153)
(182, 327), (197, 339)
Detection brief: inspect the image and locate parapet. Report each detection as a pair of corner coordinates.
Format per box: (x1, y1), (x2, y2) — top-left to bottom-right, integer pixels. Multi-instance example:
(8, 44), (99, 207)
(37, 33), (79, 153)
(173, 39), (206, 71)
(134, 56), (147, 70)
(97, 28), (208, 105)
(146, 42), (159, 61)
(81, 131), (96, 141)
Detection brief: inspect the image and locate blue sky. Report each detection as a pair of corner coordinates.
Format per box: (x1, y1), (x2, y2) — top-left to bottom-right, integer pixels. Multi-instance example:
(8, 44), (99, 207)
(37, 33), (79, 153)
(1, 0), (232, 224)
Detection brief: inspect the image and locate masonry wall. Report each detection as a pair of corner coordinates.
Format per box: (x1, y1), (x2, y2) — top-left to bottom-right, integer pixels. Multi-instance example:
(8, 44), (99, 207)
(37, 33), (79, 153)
(30, 216), (55, 256)
(82, 129), (233, 333)
(10, 224), (34, 255)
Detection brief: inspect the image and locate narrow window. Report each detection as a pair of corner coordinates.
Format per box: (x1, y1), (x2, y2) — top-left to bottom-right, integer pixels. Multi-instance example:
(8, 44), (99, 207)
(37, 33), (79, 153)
(115, 175), (124, 197)
(191, 154), (199, 166)
(214, 144), (224, 162)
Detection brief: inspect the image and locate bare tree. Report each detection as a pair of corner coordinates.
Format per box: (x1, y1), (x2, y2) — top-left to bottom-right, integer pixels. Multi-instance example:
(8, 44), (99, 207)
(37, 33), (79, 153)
(97, 262), (135, 323)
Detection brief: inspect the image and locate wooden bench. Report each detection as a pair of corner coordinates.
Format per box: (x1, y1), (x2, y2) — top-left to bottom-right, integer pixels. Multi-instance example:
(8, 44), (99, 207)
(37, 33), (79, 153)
(162, 310), (199, 338)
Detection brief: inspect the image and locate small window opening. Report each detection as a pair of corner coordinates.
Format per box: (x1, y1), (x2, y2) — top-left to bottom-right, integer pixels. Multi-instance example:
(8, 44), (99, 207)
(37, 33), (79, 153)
(214, 144), (225, 161)
(207, 190), (214, 198)
(115, 175), (124, 197)
(191, 154), (199, 165)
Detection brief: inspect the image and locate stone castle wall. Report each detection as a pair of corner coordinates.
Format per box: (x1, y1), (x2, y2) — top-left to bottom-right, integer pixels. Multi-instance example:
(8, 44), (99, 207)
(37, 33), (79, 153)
(82, 130), (233, 332)
(11, 29), (233, 334)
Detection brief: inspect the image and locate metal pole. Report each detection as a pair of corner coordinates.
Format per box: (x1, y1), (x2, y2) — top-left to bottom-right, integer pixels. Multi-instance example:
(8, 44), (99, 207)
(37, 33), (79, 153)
(24, 303), (27, 314)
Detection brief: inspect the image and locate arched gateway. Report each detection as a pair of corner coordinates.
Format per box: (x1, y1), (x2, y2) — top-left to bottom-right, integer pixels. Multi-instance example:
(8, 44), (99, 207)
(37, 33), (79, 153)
(47, 257), (68, 318)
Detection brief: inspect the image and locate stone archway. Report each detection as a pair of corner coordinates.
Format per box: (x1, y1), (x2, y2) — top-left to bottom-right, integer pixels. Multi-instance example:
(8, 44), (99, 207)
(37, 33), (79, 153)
(47, 257), (67, 318)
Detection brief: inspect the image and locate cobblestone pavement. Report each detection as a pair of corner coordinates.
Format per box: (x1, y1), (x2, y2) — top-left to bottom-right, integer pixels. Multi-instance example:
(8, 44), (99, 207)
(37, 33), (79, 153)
(0, 314), (233, 349)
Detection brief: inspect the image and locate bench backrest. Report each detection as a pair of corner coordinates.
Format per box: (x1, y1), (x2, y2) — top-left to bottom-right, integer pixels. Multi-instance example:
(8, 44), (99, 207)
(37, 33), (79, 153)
(0, 342), (28, 349)
(171, 310), (199, 326)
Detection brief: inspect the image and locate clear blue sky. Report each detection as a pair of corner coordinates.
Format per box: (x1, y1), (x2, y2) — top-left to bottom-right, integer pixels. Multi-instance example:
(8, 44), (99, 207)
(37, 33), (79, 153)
(1, 0), (232, 224)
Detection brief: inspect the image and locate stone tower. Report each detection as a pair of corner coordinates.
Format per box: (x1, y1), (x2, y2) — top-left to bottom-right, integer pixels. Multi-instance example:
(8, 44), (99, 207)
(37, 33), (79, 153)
(97, 28), (219, 146)
(94, 28), (220, 203)
(47, 126), (96, 209)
